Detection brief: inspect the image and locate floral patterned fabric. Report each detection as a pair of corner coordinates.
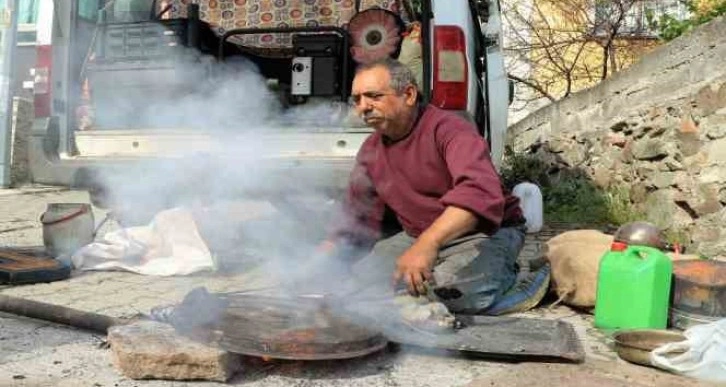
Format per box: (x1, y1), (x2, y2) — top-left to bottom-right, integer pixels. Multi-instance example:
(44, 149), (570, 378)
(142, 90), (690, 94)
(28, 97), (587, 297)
(158, 0), (407, 47)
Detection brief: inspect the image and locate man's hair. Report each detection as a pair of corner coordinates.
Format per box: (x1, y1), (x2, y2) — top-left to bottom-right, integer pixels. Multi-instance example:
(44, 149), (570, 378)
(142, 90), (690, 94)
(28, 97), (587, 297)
(355, 58), (418, 93)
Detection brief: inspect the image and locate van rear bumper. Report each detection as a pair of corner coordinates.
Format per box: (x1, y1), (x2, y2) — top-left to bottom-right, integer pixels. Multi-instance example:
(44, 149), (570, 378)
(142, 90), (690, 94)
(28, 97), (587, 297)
(29, 119), (358, 197)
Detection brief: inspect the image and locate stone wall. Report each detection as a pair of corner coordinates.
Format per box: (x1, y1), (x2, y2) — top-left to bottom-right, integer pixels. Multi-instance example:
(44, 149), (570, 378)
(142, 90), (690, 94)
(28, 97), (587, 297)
(507, 16), (726, 258)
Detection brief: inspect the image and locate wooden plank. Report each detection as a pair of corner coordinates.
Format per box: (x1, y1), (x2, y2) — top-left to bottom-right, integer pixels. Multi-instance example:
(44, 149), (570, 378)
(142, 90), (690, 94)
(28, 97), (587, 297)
(0, 249), (71, 284)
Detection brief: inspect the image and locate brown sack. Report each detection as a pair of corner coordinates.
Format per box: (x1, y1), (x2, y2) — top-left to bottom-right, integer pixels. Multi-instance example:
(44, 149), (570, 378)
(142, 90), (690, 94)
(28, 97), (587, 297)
(547, 229), (614, 248)
(544, 230), (613, 308)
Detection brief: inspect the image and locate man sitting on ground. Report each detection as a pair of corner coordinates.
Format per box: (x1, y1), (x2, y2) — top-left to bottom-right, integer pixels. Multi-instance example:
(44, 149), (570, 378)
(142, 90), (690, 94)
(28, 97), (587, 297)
(320, 58), (549, 316)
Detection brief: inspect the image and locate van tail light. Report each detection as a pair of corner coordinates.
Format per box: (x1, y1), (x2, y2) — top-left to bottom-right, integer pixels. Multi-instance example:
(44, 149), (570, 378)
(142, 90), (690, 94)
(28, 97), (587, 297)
(432, 26), (468, 110)
(33, 45), (52, 118)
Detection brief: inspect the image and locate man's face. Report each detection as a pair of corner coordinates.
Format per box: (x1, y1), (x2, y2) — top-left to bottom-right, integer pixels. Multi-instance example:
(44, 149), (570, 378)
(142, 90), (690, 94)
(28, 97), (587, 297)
(351, 66), (418, 137)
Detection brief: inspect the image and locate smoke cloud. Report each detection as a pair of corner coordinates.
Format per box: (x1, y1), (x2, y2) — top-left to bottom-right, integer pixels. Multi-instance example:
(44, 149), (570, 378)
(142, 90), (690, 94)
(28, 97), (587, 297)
(78, 16), (362, 280)
(77, 17), (455, 351)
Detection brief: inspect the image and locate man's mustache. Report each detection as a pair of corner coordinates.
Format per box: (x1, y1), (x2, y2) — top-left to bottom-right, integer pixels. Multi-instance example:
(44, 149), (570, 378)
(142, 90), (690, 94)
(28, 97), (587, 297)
(361, 111), (384, 121)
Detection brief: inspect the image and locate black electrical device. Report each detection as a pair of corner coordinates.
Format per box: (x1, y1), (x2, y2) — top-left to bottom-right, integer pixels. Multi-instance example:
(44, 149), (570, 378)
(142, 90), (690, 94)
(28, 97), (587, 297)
(292, 34), (342, 96)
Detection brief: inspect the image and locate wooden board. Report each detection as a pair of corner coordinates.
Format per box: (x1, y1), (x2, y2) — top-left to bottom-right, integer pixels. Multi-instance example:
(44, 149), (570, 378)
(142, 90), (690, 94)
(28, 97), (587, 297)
(0, 249), (71, 285)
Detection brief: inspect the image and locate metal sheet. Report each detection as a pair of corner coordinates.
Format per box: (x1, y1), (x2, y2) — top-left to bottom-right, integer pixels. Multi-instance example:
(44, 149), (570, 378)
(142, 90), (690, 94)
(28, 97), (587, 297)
(171, 290), (389, 361)
(386, 315), (585, 363)
(172, 289), (585, 363)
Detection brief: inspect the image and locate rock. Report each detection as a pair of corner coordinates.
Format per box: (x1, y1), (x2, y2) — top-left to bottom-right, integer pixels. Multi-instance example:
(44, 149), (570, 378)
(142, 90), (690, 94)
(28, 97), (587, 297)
(641, 114), (678, 138)
(631, 139), (670, 160)
(672, 204), (696, 228)
(108, 321), (241, 382)
(705, 137), (726, 164)
(605, 133), (627, 147)
(677, 132), (702, 157)
(543, 136), (587, 166)
(620, 144), (633, 163)
(695, 83), (726, 116)
(689, 184), (723, 216)
(698, 165), (726, 184)
(633, 125), (653, 139)
(691, 209), (726, 257)
(648, 171), (676, 189)
(547, 136), (569, 153)
(695, 234), (726, 258)
(648, 126), (669, 138)
(560, 144), (587, 166)
(657, 161), (671, 172)
(673, 171), (694, 189)
(663, 157), (684, 171)
(643, 189), (678, 229)
(683, 151), (709, 172)
(591, 167), (611, 188)
(720, 188), (726, 204)
(666, 106), (681, 117)
(636, 163), (658, 179)
(513, 127), (544, 152)
(692, 223), (721, 245)
(646, 106), (665, 121)
(701, 113), (726, 139)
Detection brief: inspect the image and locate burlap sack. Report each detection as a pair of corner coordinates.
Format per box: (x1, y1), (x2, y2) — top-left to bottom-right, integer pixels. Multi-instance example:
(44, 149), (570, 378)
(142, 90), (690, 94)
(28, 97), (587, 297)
(544, 230), (613, 308)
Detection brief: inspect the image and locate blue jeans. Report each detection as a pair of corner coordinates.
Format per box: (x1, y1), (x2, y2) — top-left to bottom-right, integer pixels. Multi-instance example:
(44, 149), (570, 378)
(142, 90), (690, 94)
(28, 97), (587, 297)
(349, 226), (526, 314)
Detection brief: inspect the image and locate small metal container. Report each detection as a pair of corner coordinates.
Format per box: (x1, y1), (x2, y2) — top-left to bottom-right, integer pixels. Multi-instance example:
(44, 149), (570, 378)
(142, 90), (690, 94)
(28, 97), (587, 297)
(40, 203), (95, 258)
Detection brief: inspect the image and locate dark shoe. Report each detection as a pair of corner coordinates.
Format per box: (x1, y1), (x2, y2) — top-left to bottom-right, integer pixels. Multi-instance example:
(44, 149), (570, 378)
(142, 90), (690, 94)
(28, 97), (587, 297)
(483, 259), (551, 316)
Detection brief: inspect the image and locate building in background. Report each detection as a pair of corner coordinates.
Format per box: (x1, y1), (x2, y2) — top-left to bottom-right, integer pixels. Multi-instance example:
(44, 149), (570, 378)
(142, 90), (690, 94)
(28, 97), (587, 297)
(0, 0), (41, 99)
(503, 0), (719, 123)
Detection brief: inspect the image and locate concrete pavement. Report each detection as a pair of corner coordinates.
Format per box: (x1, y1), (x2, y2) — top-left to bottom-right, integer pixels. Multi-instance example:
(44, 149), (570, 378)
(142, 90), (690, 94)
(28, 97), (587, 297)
(0, 188), (701, 386)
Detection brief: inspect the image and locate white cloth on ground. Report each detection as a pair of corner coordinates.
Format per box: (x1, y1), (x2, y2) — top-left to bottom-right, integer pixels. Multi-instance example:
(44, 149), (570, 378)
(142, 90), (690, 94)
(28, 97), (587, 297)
(71, 207), (214, 276)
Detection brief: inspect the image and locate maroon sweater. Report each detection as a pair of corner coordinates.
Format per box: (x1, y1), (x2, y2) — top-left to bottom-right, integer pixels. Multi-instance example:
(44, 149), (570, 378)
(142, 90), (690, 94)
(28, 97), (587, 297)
(331, 105), (522, 246)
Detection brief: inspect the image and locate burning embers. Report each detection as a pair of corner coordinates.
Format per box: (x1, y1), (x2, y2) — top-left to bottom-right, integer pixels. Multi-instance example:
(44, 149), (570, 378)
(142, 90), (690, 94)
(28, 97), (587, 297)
(160, 288), (388, 360)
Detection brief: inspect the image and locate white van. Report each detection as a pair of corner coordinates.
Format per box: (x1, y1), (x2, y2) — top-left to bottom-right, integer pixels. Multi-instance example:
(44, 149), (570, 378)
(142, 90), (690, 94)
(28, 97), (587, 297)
(27, 0), (509, 200)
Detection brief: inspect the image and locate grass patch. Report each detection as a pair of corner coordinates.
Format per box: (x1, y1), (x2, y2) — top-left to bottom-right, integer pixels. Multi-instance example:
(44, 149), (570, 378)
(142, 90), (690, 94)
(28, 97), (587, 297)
(500, 147), (642, 226)
(662, 228), (692, 248)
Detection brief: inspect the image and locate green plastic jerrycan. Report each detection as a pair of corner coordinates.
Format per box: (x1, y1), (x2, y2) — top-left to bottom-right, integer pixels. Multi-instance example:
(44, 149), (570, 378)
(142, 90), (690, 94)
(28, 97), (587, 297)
(594, 244), (673, 330)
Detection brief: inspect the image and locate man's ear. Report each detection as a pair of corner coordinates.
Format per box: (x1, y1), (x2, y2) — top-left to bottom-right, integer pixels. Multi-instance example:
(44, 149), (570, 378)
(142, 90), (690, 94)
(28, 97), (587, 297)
(403, 84), (418, 107)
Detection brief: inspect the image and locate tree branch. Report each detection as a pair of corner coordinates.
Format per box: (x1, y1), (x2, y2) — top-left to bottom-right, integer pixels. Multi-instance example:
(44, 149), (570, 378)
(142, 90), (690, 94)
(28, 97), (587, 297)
(508, 74), (557, 102)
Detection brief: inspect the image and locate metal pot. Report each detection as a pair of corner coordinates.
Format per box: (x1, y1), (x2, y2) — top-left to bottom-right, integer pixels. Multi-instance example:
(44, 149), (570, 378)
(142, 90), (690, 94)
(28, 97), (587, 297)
(613, 221), (665, 249)
(670, 260), (726, 330)
(40, 203), (95, 257)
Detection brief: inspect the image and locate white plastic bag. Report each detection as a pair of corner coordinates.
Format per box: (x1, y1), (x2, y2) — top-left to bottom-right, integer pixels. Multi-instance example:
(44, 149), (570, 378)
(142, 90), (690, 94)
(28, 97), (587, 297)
(650, 318), (726, 382)
(512, 182), (543, 233)
(71, 207), (214, 276)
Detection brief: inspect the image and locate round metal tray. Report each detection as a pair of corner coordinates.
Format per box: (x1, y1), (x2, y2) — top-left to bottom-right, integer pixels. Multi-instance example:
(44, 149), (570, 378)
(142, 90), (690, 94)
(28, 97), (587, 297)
(184, 292), (389, 361)
(613, 329), (685, 367)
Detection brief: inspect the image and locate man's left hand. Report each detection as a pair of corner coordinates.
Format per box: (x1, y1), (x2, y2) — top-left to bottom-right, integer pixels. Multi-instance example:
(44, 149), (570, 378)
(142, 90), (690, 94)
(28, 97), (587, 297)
(394, 240), (438, 296)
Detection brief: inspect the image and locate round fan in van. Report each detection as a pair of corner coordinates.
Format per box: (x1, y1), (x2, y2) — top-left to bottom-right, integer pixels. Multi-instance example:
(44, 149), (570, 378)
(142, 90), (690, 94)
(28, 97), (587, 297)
(348, 9), (404, 64)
